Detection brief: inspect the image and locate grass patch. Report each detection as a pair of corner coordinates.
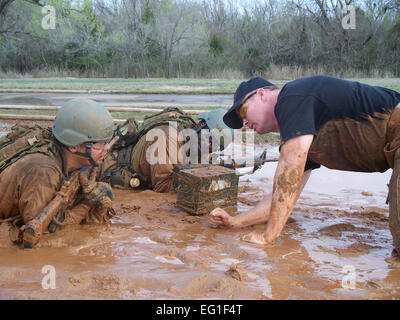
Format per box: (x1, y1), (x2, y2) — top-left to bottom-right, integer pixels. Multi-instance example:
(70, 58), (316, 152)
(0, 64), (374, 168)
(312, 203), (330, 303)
(0, 77), (398, 94)
(0, 78), (242, 94)
(0, 109), (58, 116)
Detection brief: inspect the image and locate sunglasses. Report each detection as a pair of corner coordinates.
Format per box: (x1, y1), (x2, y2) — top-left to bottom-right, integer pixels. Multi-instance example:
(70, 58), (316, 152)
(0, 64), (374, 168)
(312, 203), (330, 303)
(237, 91), (257, 119)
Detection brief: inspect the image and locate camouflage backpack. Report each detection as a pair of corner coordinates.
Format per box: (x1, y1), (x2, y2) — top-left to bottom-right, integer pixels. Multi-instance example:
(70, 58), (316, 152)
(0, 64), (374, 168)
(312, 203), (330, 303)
(0, 124), (53, 173)
(113, 107), (196, 150)
(102, 107), (197, 189)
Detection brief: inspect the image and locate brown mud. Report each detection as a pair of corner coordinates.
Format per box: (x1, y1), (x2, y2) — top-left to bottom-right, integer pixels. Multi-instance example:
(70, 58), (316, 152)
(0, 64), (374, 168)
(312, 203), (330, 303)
(1, 152), (400, 299)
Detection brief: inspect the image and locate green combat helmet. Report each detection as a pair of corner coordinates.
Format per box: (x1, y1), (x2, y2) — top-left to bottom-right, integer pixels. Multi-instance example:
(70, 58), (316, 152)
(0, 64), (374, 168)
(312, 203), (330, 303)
(52, 98), (114, 165)
(197, 108), (234, 150)
(53, 98), (114, 146)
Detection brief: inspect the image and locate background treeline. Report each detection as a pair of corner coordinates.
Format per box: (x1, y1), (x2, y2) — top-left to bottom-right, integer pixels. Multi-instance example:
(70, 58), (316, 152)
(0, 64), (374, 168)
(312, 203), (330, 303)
(0, 0), (399, 78)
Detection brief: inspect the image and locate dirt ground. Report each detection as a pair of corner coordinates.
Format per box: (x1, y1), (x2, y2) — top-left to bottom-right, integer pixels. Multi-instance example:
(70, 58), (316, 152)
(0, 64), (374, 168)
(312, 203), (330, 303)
(1, 149), (400, 299)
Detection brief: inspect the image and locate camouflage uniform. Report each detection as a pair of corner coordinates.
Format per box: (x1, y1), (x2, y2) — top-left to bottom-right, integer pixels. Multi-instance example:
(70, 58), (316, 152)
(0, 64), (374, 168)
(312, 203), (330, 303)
(0, 141), (98, 226)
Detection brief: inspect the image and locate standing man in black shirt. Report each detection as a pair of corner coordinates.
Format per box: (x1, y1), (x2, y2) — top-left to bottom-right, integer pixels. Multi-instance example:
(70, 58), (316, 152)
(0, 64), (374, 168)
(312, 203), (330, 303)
(209, 75), (400, 254)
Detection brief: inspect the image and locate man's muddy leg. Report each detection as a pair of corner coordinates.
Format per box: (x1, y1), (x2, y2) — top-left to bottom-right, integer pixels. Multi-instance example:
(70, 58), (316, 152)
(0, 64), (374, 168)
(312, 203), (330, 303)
(389, 149), (400, 255)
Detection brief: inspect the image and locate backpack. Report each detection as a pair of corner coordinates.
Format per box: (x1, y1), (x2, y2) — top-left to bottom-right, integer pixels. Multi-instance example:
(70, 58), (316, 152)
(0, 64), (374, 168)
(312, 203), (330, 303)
(0, 124), (52, 173)
(102, 107), (197, 189)
(113, 107), (196, 150)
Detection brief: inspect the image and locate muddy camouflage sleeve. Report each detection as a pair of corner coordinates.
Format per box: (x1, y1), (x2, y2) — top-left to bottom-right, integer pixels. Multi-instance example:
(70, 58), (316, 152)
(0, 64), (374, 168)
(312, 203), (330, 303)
(18, 166), (93, 225)
(18, 166), (64, 224)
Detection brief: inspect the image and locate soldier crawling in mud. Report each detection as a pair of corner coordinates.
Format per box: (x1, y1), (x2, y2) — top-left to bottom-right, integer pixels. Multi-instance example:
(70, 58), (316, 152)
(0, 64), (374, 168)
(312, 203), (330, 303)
(0, 99), (116, 248)
(100, 107), (234, 193)
(209, 75), (400, 255)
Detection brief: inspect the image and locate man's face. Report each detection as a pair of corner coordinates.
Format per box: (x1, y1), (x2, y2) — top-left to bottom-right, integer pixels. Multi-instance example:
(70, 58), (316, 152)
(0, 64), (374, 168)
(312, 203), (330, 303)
(74, 141), (112, 165)
(90, 141), (112, 163)
(236, 88), (272, 134)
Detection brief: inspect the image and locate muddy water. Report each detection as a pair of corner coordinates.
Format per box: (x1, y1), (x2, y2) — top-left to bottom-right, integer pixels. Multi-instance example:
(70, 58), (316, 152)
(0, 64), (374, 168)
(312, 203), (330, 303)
(0, 153), (399, 299)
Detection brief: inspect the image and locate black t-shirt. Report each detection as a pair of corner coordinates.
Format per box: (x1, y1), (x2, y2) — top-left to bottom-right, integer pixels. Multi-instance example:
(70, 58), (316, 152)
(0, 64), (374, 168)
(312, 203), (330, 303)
(275, 75), (400, 172)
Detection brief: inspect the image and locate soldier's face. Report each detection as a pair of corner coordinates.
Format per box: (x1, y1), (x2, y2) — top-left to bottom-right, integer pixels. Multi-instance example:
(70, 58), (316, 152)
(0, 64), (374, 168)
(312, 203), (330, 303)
(72, 141), (111, 165)
(90, 141), (112, 162)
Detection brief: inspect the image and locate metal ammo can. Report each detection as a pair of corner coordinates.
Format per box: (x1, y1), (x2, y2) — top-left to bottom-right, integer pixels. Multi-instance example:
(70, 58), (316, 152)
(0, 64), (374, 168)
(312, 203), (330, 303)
(174, 165), (239, 215)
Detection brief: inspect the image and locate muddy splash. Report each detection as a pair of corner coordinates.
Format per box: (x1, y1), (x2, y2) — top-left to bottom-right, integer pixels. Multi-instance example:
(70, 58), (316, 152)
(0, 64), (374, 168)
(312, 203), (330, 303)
(1, 156), (399, 299)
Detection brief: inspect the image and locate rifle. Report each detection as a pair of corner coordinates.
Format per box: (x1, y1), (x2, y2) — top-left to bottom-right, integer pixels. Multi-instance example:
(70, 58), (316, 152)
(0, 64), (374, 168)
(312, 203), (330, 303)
(23, 136), (120, 248)
(23, 168), (83, 248)
(172, 150), (278, 180)
(219, 150), (278, 174)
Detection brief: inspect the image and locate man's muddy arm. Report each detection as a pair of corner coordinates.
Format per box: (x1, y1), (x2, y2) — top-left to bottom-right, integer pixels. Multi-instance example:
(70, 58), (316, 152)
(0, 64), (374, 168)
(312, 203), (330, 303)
(241, 134), (314, 244)
(231, 168), (311, 228)
(232, 193), (273, 227)
(209, 162), (312, 229)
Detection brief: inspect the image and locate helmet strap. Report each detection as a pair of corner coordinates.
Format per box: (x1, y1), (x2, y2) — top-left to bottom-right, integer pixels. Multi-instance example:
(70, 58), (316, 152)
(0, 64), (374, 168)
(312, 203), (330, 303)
(74, 142), (98, 167)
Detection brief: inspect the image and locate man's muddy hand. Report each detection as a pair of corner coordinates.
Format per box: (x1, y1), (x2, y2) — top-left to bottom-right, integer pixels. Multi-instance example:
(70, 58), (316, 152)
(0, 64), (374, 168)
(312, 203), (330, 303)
(241, 231), (275, 245)
(80, 167), (114, 209)
(209, 207), (234, 228)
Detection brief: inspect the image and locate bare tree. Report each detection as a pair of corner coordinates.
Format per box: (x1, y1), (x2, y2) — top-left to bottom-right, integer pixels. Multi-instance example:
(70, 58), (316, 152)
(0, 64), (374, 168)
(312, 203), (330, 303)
(152, 0), (195, 78)
(0, 0), (42, 33)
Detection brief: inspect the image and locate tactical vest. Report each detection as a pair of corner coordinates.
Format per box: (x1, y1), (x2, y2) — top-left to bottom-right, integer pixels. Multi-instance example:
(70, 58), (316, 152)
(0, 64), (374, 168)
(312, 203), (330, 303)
(103, 107), (197, 188)
(0, 124), (53, 173)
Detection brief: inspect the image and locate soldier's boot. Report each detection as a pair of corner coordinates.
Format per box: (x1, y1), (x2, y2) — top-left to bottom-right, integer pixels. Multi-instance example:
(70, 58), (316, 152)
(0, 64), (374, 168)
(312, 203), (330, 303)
(388, 149), (400, 256)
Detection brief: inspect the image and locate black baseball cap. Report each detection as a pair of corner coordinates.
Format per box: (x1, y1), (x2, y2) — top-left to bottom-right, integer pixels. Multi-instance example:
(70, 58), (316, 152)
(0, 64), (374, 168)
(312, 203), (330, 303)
(223, 77), (275, 129)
